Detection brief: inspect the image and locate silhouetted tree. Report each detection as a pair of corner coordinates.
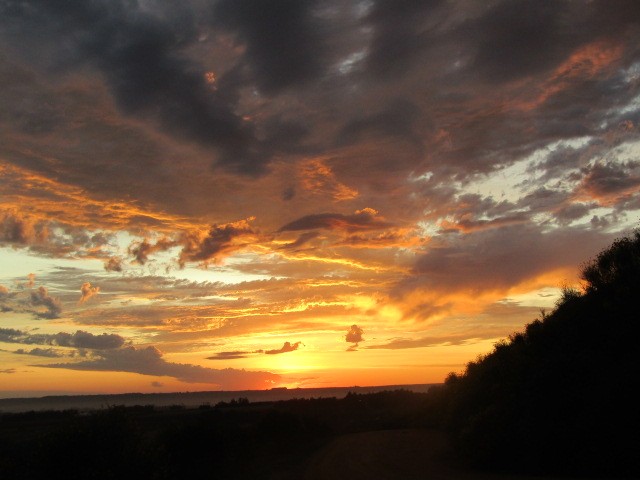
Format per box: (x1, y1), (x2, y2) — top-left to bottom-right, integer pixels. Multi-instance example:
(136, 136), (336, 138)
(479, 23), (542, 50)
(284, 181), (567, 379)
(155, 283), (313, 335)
(441, 231), (640, 478)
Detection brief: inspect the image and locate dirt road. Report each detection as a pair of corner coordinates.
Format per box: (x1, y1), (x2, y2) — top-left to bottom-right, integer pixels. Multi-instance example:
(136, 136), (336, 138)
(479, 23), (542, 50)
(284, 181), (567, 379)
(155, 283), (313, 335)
(303, 429), (592, 480)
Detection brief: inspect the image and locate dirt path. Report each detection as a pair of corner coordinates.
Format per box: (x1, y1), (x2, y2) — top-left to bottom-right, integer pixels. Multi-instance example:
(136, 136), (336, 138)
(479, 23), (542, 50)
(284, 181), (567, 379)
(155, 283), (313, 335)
(303, 429), (589, 480)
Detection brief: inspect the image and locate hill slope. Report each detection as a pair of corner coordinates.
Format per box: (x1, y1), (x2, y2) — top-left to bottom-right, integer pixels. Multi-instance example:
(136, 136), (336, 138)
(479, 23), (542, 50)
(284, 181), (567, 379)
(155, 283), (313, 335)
(442, 231), (640, 478)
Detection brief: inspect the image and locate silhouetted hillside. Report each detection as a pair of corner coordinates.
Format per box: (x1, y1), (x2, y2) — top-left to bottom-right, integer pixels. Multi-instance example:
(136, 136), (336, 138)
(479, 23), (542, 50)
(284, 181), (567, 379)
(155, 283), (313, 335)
(442, 231), (640, 478)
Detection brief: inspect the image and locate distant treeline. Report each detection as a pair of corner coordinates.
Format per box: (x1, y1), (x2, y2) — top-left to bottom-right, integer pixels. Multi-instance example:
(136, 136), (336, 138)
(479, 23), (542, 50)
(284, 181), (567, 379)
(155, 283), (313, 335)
(0, 384), (432, 413)
(0, 390), (438, 480)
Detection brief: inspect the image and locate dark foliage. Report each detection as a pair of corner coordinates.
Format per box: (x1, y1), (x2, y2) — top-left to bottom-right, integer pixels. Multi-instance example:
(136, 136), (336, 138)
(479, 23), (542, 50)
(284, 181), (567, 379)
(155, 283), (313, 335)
(0, 390), (433, 480)
(442, 231), (640, 478)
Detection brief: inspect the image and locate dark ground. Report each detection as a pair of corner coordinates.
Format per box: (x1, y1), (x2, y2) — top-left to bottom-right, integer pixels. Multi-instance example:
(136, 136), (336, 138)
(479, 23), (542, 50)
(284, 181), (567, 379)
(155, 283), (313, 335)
(0, 391), (613, 480)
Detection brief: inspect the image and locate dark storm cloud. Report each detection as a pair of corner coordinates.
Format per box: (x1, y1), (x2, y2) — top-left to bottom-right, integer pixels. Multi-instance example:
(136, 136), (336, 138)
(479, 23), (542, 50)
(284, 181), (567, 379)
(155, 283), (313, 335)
(409, 3), (640, 177)
(463, 0), (571, 83)
(212, 0), (325, 95)
(584, 0), (640, 39)
(458, 0), (640, 85)
(336, 98), (423, 148)
(1, 0), (638, 192)
(279, 208), (392, 233)
(365, 0), (446, 78)
(0, 0), (270, 175)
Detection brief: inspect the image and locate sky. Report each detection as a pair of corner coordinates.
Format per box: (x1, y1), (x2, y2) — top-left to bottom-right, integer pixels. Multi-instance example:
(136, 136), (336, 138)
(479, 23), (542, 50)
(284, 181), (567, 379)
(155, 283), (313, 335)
(1, 0), (640, 397)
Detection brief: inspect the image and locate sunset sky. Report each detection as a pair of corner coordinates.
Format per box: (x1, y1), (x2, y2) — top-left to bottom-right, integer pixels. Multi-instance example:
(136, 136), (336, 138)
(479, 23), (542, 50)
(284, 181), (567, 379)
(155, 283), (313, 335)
(1, 0), (640, 397)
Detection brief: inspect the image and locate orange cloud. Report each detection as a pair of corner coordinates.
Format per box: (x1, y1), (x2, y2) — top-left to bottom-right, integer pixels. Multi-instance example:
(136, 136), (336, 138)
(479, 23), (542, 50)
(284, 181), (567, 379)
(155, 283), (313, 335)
(129, 237), (177, 265)
(104, 257), (123, 272)
(178, 217), (258, 267)
(298, 159), (358, 201)
(279, 208), (392, 233)
(517, 39), (625, 111)
(79, 282), (100, 303)
(0, 163), (200, 232)
(0, 210), (49, 245)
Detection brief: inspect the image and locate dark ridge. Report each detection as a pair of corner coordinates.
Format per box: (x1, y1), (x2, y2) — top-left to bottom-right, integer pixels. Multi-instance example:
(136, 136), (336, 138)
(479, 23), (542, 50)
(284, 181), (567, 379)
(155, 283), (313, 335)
(441, 230), (640, 478)
(0, 384), (433, 413)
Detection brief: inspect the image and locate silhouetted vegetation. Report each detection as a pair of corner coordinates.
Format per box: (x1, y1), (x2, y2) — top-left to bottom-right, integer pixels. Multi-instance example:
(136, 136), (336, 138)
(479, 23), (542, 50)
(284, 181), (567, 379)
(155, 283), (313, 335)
(441, 231), (640, 478)
(0, 389), (433, 479)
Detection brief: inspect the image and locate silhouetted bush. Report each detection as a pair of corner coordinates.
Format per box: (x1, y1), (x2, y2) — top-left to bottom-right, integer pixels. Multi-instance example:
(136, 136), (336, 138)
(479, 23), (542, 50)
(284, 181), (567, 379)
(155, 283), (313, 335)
(0, 389), (432, 479)
(442, 231), (640, 478)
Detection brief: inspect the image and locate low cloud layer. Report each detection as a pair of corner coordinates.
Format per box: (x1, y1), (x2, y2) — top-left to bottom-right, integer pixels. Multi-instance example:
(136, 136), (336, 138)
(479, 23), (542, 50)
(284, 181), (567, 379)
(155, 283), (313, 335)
(41, 345), (280, 390)
(0, 328), (126, 350)
(207, 341), (302, 360)
(14, 347), (65, 358)
(279, 209), (391, 233)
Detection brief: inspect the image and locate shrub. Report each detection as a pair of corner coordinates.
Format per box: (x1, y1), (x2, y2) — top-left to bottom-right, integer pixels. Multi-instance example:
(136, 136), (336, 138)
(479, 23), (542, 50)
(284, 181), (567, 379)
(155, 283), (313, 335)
(442, 231), (640, 478)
